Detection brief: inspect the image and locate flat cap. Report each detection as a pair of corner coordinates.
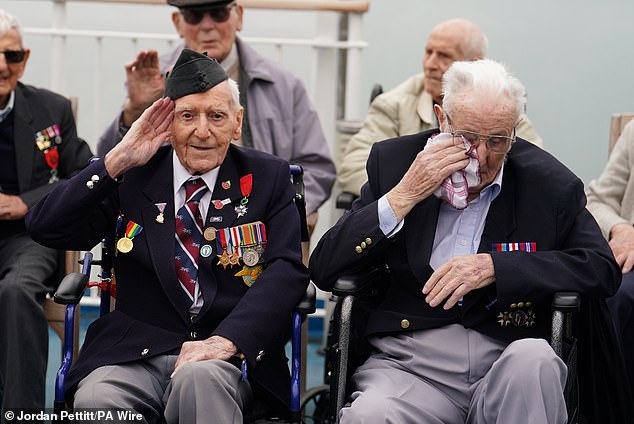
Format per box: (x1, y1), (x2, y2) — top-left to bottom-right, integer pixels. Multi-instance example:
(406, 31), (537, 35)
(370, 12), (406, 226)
(167, 0), (233, 8)
(164, 48), (228, 100)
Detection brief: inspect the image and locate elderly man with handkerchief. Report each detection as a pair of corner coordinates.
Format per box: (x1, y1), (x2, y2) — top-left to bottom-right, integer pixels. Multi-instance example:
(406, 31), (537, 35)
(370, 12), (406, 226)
(309, 59), (620, 423)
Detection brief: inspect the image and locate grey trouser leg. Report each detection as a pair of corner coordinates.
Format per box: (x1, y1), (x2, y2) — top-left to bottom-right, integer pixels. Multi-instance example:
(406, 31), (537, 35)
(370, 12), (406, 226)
(340, 324), (567, 424)
(0, 233), (57, 417)
(74, 355), (252, 424)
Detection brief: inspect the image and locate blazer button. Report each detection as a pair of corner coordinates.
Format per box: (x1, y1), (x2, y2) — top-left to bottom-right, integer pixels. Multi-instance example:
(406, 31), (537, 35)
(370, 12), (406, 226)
(86, 180), (95, 189)
(360, 241), (367, 249)
(400, 319), (410, 329)
(365, 238), (372, 245)
(189, 330), (198, 340)
(256, 350), (266, 362)
(355, 246), (363, 254)
(140, 348), (150, 357)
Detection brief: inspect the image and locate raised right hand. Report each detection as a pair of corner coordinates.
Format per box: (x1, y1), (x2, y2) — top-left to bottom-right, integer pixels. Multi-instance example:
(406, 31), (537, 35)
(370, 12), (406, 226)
(122, 50), (165, 126)
(386, 136), (470, 220)
(105, 97), (174, 179)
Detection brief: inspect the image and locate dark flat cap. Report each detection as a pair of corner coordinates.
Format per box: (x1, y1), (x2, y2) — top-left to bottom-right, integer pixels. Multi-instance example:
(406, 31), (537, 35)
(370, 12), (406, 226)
(167, 0), (233, 8)
(164, 48), (228, 100)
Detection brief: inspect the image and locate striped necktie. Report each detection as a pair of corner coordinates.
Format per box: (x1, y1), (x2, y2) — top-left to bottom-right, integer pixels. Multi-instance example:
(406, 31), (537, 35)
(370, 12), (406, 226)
(175, 178), (208, 303)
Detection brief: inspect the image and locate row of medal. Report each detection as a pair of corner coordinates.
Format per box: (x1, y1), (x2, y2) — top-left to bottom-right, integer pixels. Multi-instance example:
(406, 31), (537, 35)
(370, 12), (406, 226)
(35, 124), (62, 184)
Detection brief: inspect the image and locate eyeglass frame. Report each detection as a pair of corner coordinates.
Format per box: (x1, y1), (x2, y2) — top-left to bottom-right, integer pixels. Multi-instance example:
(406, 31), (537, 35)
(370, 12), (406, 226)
(444, 111), (516, 155)
(0, 50), (27, 64)
(180, 2), (238, 25)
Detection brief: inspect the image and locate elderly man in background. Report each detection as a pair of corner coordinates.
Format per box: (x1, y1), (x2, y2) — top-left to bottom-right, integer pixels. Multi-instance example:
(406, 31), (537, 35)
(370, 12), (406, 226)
(97, 0), (335, 235)
(0, 9), (92, 419)
(310, 59), (619, 423)
(338, 18), (543, 196)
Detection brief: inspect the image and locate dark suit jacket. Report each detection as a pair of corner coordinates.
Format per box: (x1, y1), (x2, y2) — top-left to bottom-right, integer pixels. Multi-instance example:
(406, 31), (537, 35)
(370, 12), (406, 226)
(26, 145), (309, 409)
(310, 129), (620, 344)
(1, 82), (92, 239)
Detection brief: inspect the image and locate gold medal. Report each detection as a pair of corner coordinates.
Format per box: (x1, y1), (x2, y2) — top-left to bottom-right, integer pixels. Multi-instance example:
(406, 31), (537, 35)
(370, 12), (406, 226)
(204, 227), (216, 241)
(117, 237), (133, 253)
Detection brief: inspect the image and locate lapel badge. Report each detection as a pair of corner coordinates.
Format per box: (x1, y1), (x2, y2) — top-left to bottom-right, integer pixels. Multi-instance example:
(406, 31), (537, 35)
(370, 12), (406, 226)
(222, 180), (231, 190)
(200, 244), (213, 258)
(155, 203), (167, 224)
(213, 198), (231, 210)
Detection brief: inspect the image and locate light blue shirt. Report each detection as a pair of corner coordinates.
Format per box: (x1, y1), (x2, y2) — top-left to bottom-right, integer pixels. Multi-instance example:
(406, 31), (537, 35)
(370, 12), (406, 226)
(378, 166), (504, 268)
(0, 91), (15, 123)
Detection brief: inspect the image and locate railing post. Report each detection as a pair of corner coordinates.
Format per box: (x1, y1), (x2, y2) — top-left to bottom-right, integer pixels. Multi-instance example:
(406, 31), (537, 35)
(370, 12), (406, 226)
(51, 0), (67, 93)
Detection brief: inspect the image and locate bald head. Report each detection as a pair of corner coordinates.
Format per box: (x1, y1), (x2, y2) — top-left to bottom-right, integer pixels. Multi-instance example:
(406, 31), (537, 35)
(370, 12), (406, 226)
(423, 18), (488, 104)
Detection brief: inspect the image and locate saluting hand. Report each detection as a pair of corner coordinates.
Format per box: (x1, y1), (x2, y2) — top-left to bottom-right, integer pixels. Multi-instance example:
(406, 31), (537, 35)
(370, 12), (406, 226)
(386, 136), (470, 221)
(122, 50), (165, 127)
(171, 335), (238, 378)
(422, 253), (496, 310)
(105, 97), (174, 179)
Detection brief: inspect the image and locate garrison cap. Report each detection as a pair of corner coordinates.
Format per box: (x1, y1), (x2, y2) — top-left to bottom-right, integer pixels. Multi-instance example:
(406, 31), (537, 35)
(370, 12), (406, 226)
(164, 48), (228, 100)
(167, 0), (233, 8)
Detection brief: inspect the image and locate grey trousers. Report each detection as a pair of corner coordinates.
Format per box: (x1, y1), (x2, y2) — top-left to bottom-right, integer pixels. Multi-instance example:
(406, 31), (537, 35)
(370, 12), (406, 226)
(341, 324), (567, 424)
(74, 355), (253, 424)
(0, 233), (57, 419)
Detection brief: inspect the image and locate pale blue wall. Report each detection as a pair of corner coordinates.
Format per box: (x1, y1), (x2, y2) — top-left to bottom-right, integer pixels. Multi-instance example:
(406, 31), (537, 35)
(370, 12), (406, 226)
(3, 0), (634, 185)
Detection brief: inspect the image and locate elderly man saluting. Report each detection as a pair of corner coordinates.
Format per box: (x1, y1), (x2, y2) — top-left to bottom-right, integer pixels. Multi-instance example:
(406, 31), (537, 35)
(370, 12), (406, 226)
(27, 49), (309, 423)
(309, 59), (620, 423)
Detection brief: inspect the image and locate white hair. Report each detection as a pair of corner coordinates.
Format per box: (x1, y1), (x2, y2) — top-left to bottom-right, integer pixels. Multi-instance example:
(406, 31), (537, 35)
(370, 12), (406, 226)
(442, 59), (526, 122)
(226, 77), (240, 109)
(0, 9), (23, 42)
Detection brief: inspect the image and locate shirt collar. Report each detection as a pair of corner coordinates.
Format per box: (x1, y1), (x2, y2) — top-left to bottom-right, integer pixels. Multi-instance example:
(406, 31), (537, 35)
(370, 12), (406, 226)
(172, 150), (220, 195)
(0, 91), (15, 123)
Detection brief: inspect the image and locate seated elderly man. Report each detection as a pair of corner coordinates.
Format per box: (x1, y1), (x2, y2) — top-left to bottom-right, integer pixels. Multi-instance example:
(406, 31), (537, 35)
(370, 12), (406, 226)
(309, 59), (620, 423)
(27, 49), (309, 423)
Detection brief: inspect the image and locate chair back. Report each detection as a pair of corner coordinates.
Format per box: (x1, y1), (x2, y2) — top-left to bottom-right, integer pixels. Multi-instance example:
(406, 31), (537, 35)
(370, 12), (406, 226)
(609, 112), (634, 156)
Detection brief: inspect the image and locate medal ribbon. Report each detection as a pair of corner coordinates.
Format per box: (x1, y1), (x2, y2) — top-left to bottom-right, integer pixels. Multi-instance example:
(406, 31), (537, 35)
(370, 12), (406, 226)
(492, 242), (536, 252)
(239, 174), (253, 198)
(125, 221), (143, 239)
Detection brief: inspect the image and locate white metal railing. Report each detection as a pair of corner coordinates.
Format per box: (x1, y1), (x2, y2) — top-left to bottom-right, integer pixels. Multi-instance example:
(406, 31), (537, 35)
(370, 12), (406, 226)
(19, 0), (369, 305)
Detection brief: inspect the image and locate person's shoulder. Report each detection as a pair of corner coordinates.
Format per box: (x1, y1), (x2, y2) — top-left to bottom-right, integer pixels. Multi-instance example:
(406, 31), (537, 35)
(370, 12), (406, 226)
(17, 82), (69, 105)
(508, 139), (580, 184)
(236, 38), (299, 84)
(230, 144), (288, 169)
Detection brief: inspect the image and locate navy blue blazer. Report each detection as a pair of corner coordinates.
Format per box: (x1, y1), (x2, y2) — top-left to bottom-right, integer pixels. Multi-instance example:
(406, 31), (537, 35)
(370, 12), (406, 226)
(310, 129), (620, 343)
(1, 82), (92, 238)
(27, 145), (309, 408)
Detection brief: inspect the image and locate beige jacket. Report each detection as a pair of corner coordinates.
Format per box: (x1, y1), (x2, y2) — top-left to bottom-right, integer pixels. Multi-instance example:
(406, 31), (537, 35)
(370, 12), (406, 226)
(337, 73), (543, 195)
(586, 119), (634, 239)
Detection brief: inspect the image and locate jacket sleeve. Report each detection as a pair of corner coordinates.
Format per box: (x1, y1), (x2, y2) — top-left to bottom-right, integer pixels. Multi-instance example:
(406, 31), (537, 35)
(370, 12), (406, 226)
(586, 120), (634, 239)
(337, 94), (401, 196)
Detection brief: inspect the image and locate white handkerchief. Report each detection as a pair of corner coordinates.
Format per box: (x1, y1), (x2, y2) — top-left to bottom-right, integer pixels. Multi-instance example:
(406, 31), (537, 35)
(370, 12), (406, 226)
(424, 133), (480, 209)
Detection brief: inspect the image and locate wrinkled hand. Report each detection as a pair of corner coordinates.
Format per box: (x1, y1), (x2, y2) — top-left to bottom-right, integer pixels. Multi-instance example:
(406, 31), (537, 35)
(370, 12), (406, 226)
(105, 97), (174, 179)
(386, 137), (470, 220)
(122, 50), (165, 126)
(0, 193), (28, 220)
(172, 335), (238, 378)
(609, 223), (634, 272)
(422, 253), (495, 310)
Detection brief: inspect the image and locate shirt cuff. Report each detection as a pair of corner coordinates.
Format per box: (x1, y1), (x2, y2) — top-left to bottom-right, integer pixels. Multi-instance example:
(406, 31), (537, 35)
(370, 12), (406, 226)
(378, 195), (403, 237)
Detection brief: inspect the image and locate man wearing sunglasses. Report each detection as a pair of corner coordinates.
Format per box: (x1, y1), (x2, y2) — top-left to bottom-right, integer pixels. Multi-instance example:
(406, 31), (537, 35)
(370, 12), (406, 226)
(96, 0), (335, 238)
(0, 8), (92, 419)
(310, 59), (621, 423)
(338, 18), (543, 198)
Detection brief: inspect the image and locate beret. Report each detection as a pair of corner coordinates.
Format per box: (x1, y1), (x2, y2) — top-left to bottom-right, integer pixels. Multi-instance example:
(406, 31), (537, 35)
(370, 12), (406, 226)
(164, 48), (228, 100)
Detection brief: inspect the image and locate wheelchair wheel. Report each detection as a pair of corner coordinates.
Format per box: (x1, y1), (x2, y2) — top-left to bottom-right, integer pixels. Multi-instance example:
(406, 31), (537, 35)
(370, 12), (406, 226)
(300, 384), (333, 423)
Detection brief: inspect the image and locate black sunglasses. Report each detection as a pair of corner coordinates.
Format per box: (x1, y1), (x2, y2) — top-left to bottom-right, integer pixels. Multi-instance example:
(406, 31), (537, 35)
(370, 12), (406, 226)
(0, 50), (26, 64)
(180, 3), (237, 25)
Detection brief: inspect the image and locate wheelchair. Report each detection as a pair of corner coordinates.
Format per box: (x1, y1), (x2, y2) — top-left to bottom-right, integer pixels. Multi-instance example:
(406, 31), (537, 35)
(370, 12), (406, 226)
(299, 263), (589, 424)
(52, 164), (319, 423)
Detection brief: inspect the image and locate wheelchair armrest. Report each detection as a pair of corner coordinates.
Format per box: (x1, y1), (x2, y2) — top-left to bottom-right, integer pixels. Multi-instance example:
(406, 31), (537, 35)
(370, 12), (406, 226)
(335, 192), (358, 210)
(552, 291), (580, 313)
(54, 272), (89, 305)
(295, 283), (317, 314)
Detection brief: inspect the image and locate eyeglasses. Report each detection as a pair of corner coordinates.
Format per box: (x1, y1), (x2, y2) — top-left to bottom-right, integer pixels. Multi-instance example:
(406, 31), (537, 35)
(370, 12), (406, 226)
(446, 113), (515, 154)
(180, 2), (237, 25)
(0, 50), (27, 64)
